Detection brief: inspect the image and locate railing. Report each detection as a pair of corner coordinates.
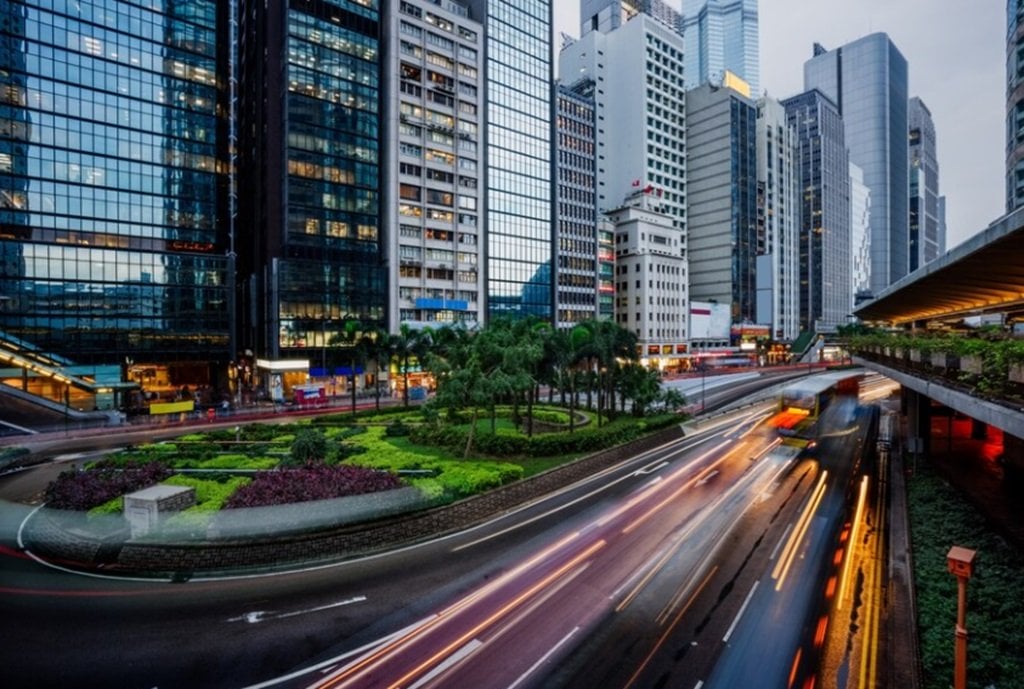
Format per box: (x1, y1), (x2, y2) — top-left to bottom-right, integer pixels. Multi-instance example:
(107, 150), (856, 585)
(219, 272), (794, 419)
(849, 334), (1024, 408)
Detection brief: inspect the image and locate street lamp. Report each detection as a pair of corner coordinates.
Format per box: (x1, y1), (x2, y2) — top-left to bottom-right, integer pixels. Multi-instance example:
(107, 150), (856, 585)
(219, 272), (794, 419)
(946, 545), (977, 689)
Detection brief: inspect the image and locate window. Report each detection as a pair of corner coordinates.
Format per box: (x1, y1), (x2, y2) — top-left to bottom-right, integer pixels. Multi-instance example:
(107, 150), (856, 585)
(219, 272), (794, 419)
(400, 184), (421, 201)
(427, 190), (454, 206)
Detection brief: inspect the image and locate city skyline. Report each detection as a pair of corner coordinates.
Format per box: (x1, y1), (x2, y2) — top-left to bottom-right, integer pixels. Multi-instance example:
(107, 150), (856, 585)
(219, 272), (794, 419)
(554, 0), (1004, 250)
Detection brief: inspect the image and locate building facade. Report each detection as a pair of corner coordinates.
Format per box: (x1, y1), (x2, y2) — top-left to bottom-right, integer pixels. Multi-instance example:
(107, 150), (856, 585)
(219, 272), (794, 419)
(559, 9), (688, 320)
(850, 162), (872, 301)
(1007, 0), (1024, 211)
(237, 0), (386, 368)
(804, 34), (908, 296)
(908, 96), (941, 272)
(554, 80), (601, 328)
(610, 193), (687, 369)
(755, 97), (799, 342)
(783, 89), (851, 333)
(465, 0), (553, 320)
(579, 0), (684, 37)
(0, 0), (233, 403)
(685, 80), (758, 326)
(386, 0), (483, 331)
(681, 0), (760, 95)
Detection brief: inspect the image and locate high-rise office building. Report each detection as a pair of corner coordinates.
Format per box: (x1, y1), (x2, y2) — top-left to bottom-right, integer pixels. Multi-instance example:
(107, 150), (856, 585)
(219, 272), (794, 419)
(554, 80), (602, 328)
(850, 163), (872, 301)
(560, 5), (688, 354)
(0, 0), (232, 405)
(560, 10), (687, 238)
(580, 0), (684, 37)
(681, 0), (760, 95)
(783, 89), (851, 333)
(386, 0), (484, 331)
(1007, 0), (1024, 210)
(685, 79), (758, 325)
(237, 0), (386, 365)
(755, 97), (799, 342)
(804, 34), (908, 295)
(909, 96), (941, 271)
(466, 0), (553, 320)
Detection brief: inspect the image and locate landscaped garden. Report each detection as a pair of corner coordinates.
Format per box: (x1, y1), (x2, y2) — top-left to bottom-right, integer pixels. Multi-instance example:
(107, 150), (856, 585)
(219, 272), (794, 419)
(907, 463), (1024, 689)
(41, 317), (687, 535)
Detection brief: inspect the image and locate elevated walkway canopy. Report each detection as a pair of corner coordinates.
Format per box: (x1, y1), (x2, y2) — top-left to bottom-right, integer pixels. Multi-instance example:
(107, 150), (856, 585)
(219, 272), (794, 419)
(855, 208), (1024, 325)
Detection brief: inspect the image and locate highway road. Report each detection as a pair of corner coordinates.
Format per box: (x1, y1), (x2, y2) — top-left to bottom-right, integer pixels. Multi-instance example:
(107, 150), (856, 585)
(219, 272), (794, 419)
(0, 368), (850, 689)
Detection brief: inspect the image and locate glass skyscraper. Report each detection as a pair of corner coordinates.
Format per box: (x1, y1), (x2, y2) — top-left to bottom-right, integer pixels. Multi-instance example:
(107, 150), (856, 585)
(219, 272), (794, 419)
(804, 34), (908, 296)
(1007, 0), (1024, 210)
(0, 1), (231, 379)
(909, 96), (941, 272)
(783, 89), (851, 333)
(237, 0), (385, 360)
(682, 0), (760, 95)
(466, 0), (553, 320)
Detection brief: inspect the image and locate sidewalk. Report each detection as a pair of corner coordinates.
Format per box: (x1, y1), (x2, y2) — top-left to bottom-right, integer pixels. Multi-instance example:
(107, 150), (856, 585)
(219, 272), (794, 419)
(887, 447), (923, 689)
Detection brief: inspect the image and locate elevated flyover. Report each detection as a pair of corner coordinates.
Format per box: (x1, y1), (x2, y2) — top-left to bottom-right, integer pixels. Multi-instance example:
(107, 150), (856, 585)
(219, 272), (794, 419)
(853, 208), (1024, 484)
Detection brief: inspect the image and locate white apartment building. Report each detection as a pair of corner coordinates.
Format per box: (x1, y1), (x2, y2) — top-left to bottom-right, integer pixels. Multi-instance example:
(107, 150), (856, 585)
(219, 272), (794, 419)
(559, 9), (688, 347)
(610, 192), (687, 369)
(559, 12), (688, 244)
(386, 0), (484, 331)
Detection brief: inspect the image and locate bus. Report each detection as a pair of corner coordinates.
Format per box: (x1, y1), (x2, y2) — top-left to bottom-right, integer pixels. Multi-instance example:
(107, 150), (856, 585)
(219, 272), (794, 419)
(771, 372), (861, 450)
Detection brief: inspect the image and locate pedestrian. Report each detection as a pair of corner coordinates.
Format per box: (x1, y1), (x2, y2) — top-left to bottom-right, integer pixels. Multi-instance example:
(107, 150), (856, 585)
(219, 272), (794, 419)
(207, 407), (216, 423)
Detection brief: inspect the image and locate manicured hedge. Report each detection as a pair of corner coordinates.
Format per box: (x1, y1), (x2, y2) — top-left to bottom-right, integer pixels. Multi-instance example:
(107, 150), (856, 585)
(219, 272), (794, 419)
(410, 413), (680, 459)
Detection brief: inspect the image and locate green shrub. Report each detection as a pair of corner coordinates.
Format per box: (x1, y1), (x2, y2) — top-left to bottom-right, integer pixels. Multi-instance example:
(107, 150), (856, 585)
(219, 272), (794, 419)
(163, 474), (250, 512)
(286, 428), (327, 465)
(333, 443), (367, 461)
(385, 419), (411, 437)
(908, 465), (1024, 689)
(201, 454), (279, 470)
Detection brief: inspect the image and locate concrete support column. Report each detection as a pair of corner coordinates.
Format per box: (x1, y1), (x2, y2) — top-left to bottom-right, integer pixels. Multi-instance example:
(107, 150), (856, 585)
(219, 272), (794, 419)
(904, 386), (932, 456)
(1003, 433), (1024, 486)
(971, 418), (988, 441)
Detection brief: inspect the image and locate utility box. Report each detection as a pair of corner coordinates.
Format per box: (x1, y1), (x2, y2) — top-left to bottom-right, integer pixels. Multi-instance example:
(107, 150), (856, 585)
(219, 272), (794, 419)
(124, 484), (196, 538)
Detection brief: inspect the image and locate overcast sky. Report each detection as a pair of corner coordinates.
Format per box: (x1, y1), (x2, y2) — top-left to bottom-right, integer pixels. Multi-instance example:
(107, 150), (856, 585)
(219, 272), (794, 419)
(553, 1), (1004, 249)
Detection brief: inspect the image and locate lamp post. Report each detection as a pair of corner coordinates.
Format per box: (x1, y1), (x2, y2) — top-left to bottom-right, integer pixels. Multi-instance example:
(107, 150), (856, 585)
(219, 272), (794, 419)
(946, 545), (977, 689)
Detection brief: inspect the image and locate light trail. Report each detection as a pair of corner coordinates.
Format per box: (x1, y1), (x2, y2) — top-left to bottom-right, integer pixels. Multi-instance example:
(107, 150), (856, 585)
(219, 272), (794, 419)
(837, 475), (869, 610)
(772, 470), (829, 591)
(622, 565), (718, 689)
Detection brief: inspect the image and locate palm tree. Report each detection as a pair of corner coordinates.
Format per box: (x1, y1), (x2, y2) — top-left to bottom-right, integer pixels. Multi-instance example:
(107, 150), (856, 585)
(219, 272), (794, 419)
(390, 324), (431, 407)
(332, 318), (370, 415)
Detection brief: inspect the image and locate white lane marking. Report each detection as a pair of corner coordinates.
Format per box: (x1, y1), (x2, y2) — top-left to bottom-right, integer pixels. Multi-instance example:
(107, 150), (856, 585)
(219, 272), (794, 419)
(506, 626), (580, 689)
(722, 580), (759, 643)
(239, 615), (437, 689)
(769, 523), (793, 561)
(227, 596), (367, 624)
(632, 460), (668, 476)
(694, 681), (705, 689)
(408, 638), (483, 689)
(696, 469), (719, 486)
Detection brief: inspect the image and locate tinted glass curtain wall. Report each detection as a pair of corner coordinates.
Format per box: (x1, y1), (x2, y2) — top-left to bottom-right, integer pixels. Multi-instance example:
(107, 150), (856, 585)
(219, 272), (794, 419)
(237, 0), (385, 359)
(467, 0), (553, 321)
(0, 0), (231, 363)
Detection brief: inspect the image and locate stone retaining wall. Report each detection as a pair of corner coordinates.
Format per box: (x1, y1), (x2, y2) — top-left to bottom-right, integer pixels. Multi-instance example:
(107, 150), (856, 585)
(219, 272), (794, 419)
(24, 424), (686, 575)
